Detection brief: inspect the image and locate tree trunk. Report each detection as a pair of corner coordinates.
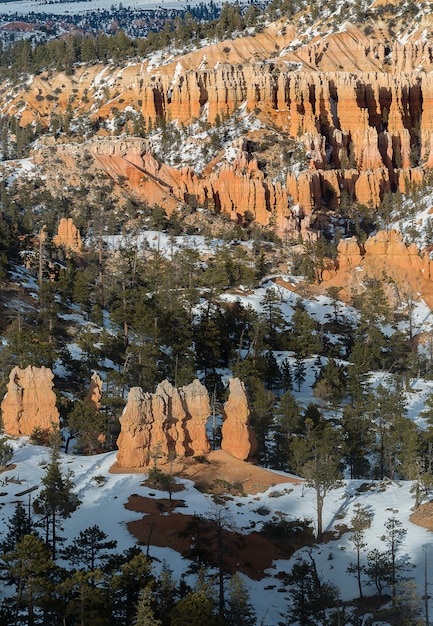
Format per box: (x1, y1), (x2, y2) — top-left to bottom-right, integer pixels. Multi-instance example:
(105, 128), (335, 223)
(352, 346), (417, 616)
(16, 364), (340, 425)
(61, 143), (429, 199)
(316, 488), (323, 540)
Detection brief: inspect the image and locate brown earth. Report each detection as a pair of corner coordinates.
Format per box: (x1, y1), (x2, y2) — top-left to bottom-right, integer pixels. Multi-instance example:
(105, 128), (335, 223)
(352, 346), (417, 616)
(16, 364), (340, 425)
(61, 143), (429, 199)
(112, 450), (302, 580)
(409, 501), (433, 532)
(110, 449), (300, 495)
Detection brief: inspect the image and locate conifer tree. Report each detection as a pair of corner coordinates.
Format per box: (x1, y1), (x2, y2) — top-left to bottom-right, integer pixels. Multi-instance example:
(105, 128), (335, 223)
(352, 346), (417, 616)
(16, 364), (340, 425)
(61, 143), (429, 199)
(225, 573), (256, 626)
(290, 415), (343, 539)
(61, 525), (117, 574)
(346, 504), (372, 598)
(34, 438), (80, 559)
(4, 534), (54, 626)
(133, 586), (161, 626)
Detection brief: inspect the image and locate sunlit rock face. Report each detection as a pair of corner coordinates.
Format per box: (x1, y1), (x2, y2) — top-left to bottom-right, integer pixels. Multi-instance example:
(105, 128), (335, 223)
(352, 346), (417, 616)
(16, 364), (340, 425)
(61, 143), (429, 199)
(1, 365), (60, 437)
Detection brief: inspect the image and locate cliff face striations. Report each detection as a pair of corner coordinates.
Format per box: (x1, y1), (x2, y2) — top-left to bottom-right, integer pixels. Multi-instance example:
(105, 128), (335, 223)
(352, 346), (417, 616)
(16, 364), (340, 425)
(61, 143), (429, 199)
(4, 13), (433, 234)
(116, 378), (257, 468)
(1, 366), (60, 437)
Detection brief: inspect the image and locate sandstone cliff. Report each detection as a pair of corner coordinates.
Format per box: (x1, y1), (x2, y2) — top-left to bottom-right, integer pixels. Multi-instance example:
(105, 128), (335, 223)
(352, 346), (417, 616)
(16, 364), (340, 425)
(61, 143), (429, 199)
(321, 229), (433, 309)
(221, 378), (257, 462)
(116, 379), (211, 468)
(1, 366), (60, 437)
(4, 11), (433, 231)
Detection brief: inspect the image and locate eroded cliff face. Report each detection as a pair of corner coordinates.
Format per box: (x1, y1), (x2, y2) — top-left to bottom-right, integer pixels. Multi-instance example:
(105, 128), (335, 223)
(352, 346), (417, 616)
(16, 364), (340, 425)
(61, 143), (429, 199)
(116, 377), (257, 468)
(116, 379), (211, 468)
(321, 229), (433, 310)
(1, 366), (60, 437)
(6, 13), (433, 233)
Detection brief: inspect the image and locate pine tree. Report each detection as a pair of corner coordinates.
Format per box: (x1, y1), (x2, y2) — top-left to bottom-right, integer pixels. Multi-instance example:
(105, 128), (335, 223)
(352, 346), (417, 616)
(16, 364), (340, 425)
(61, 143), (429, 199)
(4, 534), (54, 626)
(61, 525), (117, 574)
(289, 299), (320, 358)
(169, 589), (218, 626)
(68, 400), (110, 455)
(1, 501), (33, 554)
(346, 504), (372, 598)
(34, 442), (80, 559)
(285, 552), (339, 626)
(134, 586), (161, 626)
(110, 549), (154, 626)
(225, 573), (256, 626)
(290, 415), (344, 539)
(0, 433), (13, 470)
(384, 515), (409, 603)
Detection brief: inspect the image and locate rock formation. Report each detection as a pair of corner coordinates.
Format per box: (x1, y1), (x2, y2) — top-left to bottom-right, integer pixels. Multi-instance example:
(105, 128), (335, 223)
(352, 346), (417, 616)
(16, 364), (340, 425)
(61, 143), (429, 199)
(1, 365), (60, 437)
(52, 217), (82, 254)
(86, 372), (103, 410)
(7, 12), (433, 230)
(321, 229), (433, 309)
(116, 379), (211, 468)
(221, 378), (257, 462)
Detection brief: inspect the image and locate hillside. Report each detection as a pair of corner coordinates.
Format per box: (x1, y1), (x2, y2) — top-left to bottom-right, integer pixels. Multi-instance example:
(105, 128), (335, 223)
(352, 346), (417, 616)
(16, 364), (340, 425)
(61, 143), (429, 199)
(1, 0), (433, 624)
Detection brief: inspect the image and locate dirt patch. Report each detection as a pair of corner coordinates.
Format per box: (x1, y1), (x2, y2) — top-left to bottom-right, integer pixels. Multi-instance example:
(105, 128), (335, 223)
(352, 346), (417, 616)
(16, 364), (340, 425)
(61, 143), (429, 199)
(410, 501), (433, 531)
(125, 494), (291, 580)
(111, 449), (301, 495)
(115, 451), (304, 580)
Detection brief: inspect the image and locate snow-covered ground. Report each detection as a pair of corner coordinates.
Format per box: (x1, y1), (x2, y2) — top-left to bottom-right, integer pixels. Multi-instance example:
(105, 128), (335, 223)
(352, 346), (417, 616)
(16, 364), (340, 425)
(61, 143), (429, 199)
(0, 0), (237, 16)
(1, 439), (432, 625)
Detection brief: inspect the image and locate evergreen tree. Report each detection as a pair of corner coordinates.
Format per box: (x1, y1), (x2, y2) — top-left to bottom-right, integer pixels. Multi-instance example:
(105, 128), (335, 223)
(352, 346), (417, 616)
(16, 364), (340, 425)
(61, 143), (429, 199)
(134, 586), (161, 626)
(61, 525), (117, 574)
(284, 552), (339, 626)
(341, 398), (374, 479)
(260, 287), (287, 349)
(0, 433), (13, 470)
(68, 399), (111, 455)
(346, 504), (372, 598)
(289, 299), (320, 358)
(3, 534), (54, 626)
(248, 377), (274, 464)
(169, 589), (218, 626)
(154, 562), (178, 622)
(384, 515), (409, 603)
(34, 442), (80, 559)
(110, 549), (154, 626)
(289, 415), (343, 539)
(225, 573), (256, 626)
(293, 353), (306, 392)
(313, 358), (346, 411)
(0, 501), (33, 554)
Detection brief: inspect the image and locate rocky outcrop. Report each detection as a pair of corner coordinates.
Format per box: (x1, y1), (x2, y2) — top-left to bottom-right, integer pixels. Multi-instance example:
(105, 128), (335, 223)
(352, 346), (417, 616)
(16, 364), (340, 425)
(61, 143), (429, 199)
(7, 17), (433, 228)
(86, 372), (103, 410)
(321, 229), (433, 309)
(221, 378), (257, 462)
(52, 217), (82, 253)
(1, 366), (60, 437)
(116, 379), (211, 468)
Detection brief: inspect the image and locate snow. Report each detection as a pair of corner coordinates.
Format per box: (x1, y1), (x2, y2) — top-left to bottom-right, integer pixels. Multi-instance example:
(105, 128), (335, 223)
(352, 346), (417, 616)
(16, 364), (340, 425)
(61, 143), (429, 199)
(0, 0), (232, 17)
(1, 439), (432, 625)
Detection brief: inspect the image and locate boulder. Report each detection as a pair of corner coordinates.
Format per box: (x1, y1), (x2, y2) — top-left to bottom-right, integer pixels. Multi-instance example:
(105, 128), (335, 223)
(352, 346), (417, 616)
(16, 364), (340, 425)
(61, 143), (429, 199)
(1, 365), (60, 437)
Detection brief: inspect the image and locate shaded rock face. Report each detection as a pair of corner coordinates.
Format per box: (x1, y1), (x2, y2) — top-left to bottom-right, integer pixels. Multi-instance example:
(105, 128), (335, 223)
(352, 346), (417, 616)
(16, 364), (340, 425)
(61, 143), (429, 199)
(1, 366), (60, 437)
(116, 379), (211, 468)
(221, 378), (257, 462)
